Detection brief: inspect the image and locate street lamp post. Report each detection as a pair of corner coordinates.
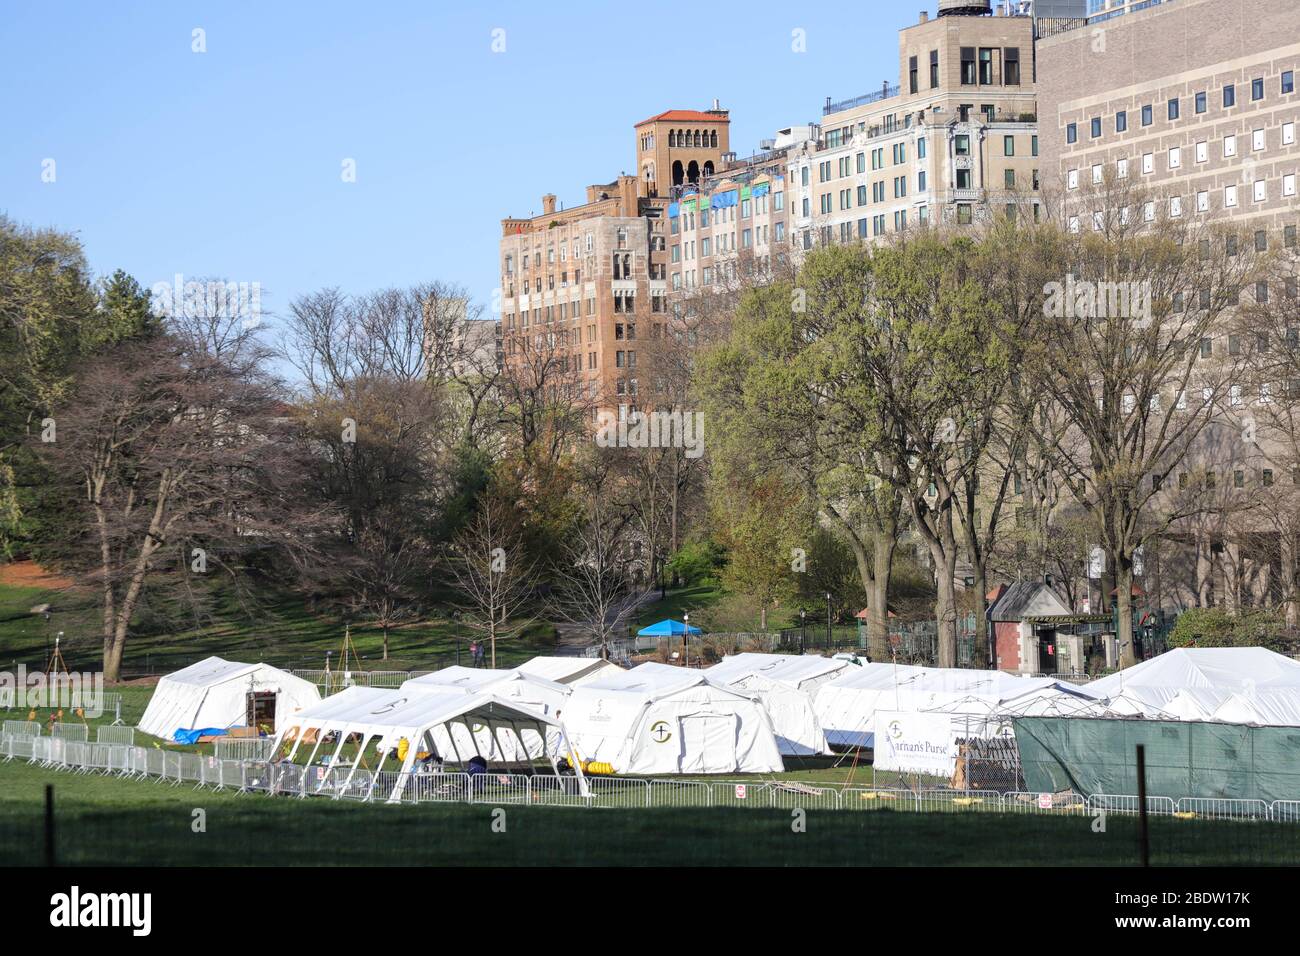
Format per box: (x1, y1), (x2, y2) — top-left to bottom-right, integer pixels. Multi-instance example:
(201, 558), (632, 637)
(683, 613), (690, 667)
(825, 592), (832, 650)
(800, 609), (806, 655)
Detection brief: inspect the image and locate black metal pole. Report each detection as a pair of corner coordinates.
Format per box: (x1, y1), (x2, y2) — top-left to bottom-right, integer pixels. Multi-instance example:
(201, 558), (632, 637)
(825, 594), (832, 650)
(44, 784), (55, 868)
(1136, 744), (1150, 867)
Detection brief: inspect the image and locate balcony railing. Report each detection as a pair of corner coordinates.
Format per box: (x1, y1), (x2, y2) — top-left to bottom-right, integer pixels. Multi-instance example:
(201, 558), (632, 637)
(824, 84), (900, 116)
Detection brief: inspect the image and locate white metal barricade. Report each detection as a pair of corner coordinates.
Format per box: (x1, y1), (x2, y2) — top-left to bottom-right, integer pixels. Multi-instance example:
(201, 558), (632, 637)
(2, 720), (40, 738)
(466, 772), (532, 805)
(765, 782), (843, 811)
(1087, 794), (1177, 816)
(146, 749), (166, 780)
(584, 776), (649, 809)
(1000, 791), (1087, 815)
(1270, 800), (1300, 822)
(96, 726), (135, 746)
(214, 737), (275, 762)
(1175, 797), (1270, 820)
(648, 778), (714, 808)
(50, 723), (89, 742)
(839, 787), (918, 811)
(529, 774), (590, 807)
(915, 789), (1004, 814)
(217, 760), (244, 791)
(396, 770), (471, 805)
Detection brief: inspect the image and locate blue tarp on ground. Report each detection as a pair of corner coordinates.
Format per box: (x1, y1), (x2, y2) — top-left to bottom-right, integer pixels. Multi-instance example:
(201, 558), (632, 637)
(172, 727), (230, 745)
(637, 619), (702, 637)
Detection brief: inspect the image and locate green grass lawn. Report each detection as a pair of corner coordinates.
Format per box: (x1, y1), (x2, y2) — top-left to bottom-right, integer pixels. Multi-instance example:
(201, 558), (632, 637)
(1, 759), (1295, 866)
(0, 574), (557, 676)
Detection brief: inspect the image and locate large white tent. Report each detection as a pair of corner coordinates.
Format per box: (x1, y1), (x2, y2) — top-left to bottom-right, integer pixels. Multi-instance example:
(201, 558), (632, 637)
(400, 666), (571, 761)
(515, 656), (624, 686)
(703, 653), (849, 755)
(271, 684), (587, 801)
(1086, 647), (1300, 725)
(138, 656), (321, 741)
(561, 662), (784, 774)
(814, 663), (1093, 748)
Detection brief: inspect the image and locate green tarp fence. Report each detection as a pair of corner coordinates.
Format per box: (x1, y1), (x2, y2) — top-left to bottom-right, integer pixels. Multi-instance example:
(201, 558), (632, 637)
(1014, 716), (1300, 802)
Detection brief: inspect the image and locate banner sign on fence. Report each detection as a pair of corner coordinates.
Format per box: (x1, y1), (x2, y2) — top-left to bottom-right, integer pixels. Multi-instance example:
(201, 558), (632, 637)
(872, 711), (957, 776)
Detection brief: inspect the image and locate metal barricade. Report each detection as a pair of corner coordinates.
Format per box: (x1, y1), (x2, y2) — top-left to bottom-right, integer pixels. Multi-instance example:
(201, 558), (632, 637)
(333, 768), (375, 801)
(839, 787), (918, 811)
(914, 789), (1004, 814)
(270, 762), (307, 796)
(104, 744), (131, 775)
(214, 737), (275, 762)
(3, 733), (37, 762)
(241, 761), (275, 793)
(1087, 793), (1177, 817)
(466, 772), (532, 804)
(395, 770), (470, 805)
(50, 723), (89, 742)
(765, 781), (843, 811)
(197, 755), (223, 787)
(217, 759), (245, 791)
(146, 748), (166, 780)
(709, 780), (772, 809)
(1001, 791), (1087, 816)
(648, 778), (714, 808)
(2, 720), (40, 738)
(584, 776), (650, 809)
(1270, 800), (1300, 822)
(1175, 797), (1270, 821)
(96, 726), (135, 746)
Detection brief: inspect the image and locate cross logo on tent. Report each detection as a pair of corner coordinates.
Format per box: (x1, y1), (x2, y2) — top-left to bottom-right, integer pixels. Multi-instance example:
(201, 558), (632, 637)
(650, 720), (672, 744)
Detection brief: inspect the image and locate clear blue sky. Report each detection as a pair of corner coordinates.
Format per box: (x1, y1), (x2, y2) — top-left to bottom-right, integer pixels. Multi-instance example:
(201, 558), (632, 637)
(1, 1), (910, 328)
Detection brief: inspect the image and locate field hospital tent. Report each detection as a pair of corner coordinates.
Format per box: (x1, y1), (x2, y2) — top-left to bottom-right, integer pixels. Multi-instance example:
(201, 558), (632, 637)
(561, 662), (784, 774)
(1086, 647), (1300, 725)
(400, 667), (571, 762)
(138, 656), (320, 741)
(703, 654), (850, 755)
(270, 684), (587, 802)
(515, 656), (624, 686)
(813, 663), (1094, 748)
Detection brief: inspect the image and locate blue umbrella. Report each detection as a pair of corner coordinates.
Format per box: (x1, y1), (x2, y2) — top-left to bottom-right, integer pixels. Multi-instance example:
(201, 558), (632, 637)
(637, 619), (702, 637)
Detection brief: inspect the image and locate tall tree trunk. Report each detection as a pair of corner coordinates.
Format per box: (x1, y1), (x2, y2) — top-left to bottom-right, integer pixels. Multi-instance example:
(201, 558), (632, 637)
(1115, 550), (1137, 668)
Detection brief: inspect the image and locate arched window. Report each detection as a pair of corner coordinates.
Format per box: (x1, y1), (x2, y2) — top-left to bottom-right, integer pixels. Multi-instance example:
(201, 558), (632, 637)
(687, 160), (700, 184)
(672, 160), (684, 186)
(710, 130), (717, 148)
(668, 130), (676, 147)
(703, 161), (714, 178)
(693, 130), (701, 147)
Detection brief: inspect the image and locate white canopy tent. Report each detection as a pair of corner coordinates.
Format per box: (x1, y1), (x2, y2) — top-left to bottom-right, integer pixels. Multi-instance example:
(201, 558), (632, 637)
(138, 656), (321, 740)
(703, 654), (849, 755)
(271, 684), (587, 802)
(561, 662), (784, 774)
(1086, 648), (1300, 725)
(400, 666), (571, 761)
(515, 656), (624, 686)
(814, 663), (1093, 747)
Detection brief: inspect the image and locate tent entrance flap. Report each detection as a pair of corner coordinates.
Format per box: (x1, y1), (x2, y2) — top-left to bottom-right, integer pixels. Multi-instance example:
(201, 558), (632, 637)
(679, 714), (738, 773)
(247, 691), (277, 731)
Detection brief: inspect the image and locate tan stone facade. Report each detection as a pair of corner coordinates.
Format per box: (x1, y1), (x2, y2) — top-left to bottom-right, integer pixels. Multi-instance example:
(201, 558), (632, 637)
(789, 8), (1040, 251)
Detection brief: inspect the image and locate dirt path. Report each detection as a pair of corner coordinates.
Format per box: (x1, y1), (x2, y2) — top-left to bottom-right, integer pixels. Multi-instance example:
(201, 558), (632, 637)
(0, 560), (74, 591)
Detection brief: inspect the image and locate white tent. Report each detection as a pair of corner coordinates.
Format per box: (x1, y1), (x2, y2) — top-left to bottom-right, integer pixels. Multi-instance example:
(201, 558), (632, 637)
(138, 656), (321, 741)
(560, 662), (784, 774)
(514, 656), (624, 686)
(813, 663), (1093, 748)
(1086, 647), (1300, 725)
(703, 653), (849, 755)
(271, 684), (587, 802)
(400, 666), (571, 761)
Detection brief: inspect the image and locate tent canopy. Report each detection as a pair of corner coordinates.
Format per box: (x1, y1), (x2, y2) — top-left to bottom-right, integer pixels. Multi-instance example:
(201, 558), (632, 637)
(1086, 648), (1300, 724)
(515, 656), (624, 686)
(705, 652), (849, 690)
(637, 619), (701, 637)
(561, 662), (784, 774)
(138, 656), (320, 740)
(702, 654), (846, 756)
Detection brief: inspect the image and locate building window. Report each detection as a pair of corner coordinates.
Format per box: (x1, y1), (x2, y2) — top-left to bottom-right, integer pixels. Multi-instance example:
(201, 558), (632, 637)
(960, 47), (976, 85)
(978, 48), (993, 85)
(955, 134), (971, 156)
(1141, 104), (1153, 126)
(1066, 122), (1077, 144)
(909, 55), (918, 94)
(1195, 91), (1207, 113)
(1004, 47), (1020, 86)
(1004, 135), (1015, 156)
(1116, 110), (1127, 133)
(1224, 83), (1236, 108)
(1031, 135), (1038, 157)
(957, 204), (972, 225)
(1168, 97), (1180, 120)
(1284, 71), (1295, 95)
(1090, 117), (1101, 138)
(1252, 77), (1264, 101)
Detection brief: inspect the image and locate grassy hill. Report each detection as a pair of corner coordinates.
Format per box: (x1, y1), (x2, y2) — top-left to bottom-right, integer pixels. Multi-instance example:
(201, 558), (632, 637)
(0, 561), (557, 677)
